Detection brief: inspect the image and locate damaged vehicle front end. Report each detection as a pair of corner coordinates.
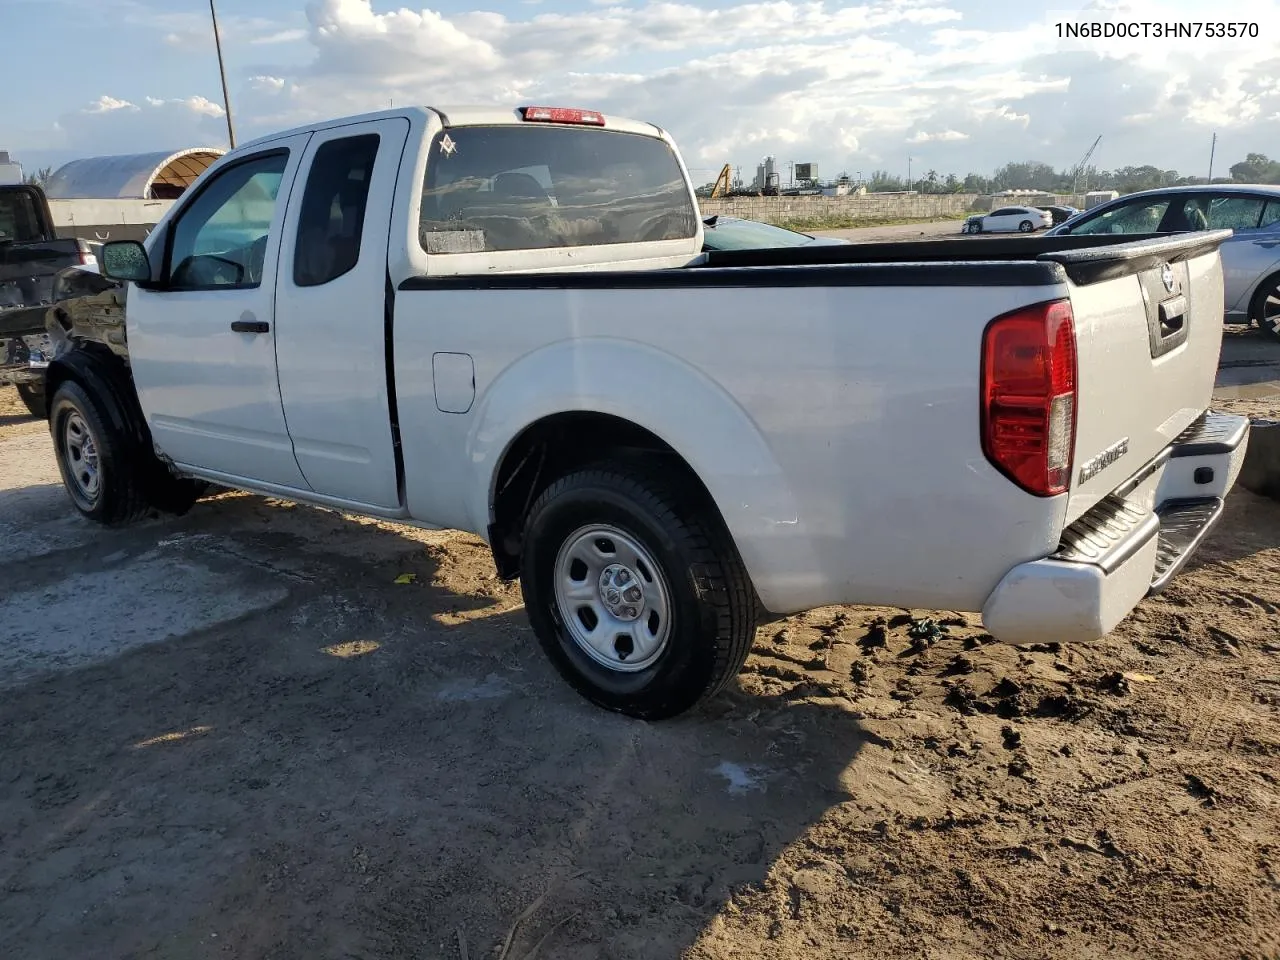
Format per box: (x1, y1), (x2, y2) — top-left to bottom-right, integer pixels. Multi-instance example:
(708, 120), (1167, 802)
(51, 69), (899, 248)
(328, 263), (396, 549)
(1, 266), (127, 415)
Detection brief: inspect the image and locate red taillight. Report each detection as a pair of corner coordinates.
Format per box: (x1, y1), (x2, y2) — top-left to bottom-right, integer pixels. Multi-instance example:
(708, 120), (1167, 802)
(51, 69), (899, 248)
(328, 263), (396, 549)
(980, 299), (1077, 497)
(520, 105), (605, 126)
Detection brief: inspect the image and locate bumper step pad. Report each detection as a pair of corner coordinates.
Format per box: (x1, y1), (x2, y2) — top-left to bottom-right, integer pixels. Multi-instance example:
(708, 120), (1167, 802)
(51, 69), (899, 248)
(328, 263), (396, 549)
(1149, 497), (1224, 594)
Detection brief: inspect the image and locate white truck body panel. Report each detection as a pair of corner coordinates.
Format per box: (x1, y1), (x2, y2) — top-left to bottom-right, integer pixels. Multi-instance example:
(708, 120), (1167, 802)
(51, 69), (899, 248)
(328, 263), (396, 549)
(393, 282), (1074, 613)
(105, 104), (1243, 643)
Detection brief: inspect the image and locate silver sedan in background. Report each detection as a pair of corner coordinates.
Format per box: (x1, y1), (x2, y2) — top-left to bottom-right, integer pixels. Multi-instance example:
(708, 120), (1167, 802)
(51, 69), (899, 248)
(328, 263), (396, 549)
(1048, 184), (1280, 340)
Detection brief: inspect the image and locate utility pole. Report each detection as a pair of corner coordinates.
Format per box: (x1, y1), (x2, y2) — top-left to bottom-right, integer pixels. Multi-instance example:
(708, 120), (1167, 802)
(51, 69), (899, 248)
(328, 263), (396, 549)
(210, 0), (236, 148)
(907, 156), (912, 193)
(1207, 132), (1217, 182)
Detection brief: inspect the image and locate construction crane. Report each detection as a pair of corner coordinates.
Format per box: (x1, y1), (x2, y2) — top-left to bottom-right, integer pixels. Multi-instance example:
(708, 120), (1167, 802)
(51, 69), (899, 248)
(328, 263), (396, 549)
(710, 163), (732, 198)
(1071, 136), (1102, 194)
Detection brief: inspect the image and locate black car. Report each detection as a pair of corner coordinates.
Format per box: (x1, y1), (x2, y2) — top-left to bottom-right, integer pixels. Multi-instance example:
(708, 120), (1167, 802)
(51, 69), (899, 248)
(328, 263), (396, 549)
(1036, 205), (1080, 226)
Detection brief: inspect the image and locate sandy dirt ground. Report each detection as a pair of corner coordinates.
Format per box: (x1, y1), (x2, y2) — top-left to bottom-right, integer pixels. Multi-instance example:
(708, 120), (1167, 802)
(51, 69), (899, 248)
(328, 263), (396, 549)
(1, 332), (1279, 960)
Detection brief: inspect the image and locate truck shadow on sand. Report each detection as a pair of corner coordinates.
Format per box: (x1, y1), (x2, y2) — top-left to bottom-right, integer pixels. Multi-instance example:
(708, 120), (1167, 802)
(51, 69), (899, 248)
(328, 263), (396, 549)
(0, 491), (879, 960)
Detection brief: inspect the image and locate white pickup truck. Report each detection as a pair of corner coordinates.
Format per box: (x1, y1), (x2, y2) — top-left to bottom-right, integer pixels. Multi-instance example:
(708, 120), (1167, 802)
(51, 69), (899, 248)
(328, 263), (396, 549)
(44, 104), (1248, 719)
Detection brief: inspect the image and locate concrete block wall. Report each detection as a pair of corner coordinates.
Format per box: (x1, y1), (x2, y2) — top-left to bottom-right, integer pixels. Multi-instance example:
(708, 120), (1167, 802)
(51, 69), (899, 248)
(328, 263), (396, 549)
(699, 193), (1093, 224)
(698, 194), (980, 223)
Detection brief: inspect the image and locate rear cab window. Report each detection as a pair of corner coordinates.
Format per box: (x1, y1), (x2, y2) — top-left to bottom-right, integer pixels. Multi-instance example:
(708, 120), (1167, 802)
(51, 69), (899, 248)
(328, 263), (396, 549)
(0, 188), (51, 243)
(418, 125), (697, 255)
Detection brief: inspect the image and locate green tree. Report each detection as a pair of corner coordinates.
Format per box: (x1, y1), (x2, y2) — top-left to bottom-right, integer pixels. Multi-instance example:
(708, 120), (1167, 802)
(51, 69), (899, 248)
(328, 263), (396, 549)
(867, 169), (905, 192)
(24, 166), (52, 189)
(1229, 153), (1280, 183)
(991, 161), (1058, 190)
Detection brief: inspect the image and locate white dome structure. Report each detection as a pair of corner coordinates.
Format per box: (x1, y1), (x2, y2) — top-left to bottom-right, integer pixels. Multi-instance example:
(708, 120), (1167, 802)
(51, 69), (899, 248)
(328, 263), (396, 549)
(44, 148), (225, 200)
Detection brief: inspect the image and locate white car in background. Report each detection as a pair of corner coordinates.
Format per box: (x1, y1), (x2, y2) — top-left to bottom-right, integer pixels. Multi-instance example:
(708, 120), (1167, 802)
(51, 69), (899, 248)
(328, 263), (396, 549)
(963, 206), (1053, 234)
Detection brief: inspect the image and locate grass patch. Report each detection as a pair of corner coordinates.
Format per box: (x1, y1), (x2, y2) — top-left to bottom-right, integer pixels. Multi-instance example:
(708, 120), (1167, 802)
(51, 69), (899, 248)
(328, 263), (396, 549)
(767, 214), (965, 231)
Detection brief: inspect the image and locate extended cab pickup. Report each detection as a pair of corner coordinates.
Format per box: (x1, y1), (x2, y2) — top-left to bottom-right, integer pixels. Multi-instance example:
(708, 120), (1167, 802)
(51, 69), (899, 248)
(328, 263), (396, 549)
(48, 105), (1249, 719)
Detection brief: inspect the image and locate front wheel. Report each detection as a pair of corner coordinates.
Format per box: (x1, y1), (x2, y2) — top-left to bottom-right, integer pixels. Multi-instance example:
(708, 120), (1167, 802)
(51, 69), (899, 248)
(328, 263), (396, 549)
(50, 381), (151, 525)
(16, 383), (46, 419)
(1018, 220), (1034, 233)
(520, 461), (758, 720)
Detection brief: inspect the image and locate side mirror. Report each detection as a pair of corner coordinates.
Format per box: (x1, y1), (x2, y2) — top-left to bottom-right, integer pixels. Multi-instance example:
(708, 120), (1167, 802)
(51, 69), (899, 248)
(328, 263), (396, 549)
(100, 240), (151, 282)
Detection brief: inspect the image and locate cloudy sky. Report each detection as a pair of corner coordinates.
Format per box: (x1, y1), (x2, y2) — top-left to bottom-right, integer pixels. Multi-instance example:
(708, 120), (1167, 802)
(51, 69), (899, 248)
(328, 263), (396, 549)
(2, 0), (1276, 184)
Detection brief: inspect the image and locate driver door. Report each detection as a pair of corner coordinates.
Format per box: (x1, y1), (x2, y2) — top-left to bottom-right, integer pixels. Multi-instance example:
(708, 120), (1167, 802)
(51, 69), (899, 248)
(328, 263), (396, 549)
(128, 135), (313, 488)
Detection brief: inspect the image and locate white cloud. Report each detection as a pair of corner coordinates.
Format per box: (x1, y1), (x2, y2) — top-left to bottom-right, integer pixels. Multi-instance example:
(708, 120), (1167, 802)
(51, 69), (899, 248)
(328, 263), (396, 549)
(249, 75), (288, 93)
(250, 28), (309, 45)
(88, 95), (136, 114)
(908, 130), (970, 143)
(47, 94), (231, 157)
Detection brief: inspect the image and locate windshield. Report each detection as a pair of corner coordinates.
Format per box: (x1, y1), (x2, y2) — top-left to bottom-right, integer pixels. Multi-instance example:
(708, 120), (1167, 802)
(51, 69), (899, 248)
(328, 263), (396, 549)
(702, 217), (812, 250)
(0, 188), (48, 243)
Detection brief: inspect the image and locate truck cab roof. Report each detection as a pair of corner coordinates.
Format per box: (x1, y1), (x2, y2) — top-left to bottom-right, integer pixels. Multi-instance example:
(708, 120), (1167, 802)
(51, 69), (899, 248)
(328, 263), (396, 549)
(236, 105), (664, 154)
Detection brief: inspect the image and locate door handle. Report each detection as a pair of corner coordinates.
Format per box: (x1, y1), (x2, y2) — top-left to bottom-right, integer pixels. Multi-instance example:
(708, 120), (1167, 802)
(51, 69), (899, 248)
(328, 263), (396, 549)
(231, 319), (270, 334)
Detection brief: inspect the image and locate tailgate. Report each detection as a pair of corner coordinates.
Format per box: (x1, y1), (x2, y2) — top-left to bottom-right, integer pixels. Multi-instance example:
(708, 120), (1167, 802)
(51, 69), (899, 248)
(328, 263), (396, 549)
(1043, 231), (1231, 522)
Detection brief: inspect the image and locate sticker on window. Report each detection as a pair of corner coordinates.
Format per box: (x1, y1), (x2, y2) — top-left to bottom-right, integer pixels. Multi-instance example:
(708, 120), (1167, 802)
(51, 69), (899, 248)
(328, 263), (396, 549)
(423, 229), (485, 254)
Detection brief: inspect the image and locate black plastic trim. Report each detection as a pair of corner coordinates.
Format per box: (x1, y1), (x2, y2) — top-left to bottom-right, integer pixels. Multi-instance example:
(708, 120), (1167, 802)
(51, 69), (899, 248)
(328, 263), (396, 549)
(398, 230), (1232, 290)
(1169, 409), (1250, 458)
(400, 260), (1067, 291)
(1114, 446), (1172, 498)
(1053, 494), (1160, 573)
(1036, 230), (1232, 285)
(1148, 497), (1225, 594)
(384, 272), (406, 505)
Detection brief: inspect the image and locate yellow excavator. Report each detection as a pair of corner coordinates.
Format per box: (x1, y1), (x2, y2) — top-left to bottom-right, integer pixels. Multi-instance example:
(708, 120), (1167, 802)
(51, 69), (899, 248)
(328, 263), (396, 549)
(709, 164), (731, 199)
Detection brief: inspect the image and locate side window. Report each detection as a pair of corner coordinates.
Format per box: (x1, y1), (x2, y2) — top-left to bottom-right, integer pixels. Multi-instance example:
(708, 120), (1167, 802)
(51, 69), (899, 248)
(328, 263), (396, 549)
(989, 208), (1013, 217)
(1204, 196), (1266, 230)
(1064, 198), (1170, 235)
(167, 152), (287, 289)
(419, 125), (697, 254)
(1262, 201), (1280, 229)
(294, 134), (380, 287)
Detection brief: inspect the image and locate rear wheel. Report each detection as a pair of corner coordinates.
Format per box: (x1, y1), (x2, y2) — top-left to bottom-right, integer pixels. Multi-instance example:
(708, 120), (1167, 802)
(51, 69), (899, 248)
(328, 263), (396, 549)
(16, 383), (46, 419)
(520, 460), (757, 720)
(1250, 274), (1280, 341)
(1018, 219), (1034, 233)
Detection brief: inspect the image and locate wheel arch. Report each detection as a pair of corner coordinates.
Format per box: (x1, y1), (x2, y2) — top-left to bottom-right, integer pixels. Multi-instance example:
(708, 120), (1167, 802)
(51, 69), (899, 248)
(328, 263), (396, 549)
(468, 339), (802, 604)
(45, 344), (151, 452)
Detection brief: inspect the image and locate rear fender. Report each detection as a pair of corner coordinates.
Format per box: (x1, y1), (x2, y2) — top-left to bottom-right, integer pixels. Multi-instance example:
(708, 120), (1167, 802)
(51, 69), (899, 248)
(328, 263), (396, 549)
(465, 338), (806, 609)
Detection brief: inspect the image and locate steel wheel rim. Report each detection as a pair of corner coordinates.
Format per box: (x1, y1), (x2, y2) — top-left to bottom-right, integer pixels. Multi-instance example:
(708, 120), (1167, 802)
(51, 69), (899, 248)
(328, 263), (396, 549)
(62, 410), (101, 505)
(553, 524), (673, 672)
(1262, 283), (1280, 336)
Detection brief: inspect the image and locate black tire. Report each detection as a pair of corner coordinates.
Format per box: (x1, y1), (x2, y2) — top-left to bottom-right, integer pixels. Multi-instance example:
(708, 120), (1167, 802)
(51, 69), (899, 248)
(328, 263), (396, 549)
(1018, 220), (1034, 233)
(49, 380), (151, 525)
(1249, 273), (1280, 341)
(520, 460), (757, 720)
(16, 383), (46, 419)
